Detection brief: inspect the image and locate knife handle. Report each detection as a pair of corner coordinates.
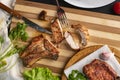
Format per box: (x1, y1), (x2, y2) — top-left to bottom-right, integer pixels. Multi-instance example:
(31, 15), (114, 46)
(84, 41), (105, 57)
(0, 2), (22, 19)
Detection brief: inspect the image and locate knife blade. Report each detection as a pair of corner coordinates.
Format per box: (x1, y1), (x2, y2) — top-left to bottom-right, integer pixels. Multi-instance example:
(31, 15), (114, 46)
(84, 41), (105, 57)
(0, 2), (52, 34)
(22, 17), (52, 34)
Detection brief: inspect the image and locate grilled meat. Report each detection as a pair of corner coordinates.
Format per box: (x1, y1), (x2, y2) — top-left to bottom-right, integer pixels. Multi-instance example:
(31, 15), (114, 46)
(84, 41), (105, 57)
(116, 77), (120, 80)
(64, 24), (89, 50)
(51, 18), (63, 43)
(71, 24), (89, 46)
(64, 31), (80, 50)
(20, 35), (45, 58)
(22, 50), (58, 67)
(22, 53), (42, 67)
(44, 38), (59, 59)
(38, 10), (47, 20)
(20, 35), (59, 67)
(83, 59), (117, 80)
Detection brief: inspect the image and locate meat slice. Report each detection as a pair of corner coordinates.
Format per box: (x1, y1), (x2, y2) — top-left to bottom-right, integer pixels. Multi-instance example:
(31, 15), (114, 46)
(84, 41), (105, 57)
(83, 59), (118, 80)
(51, 18), (63, 43)
(22, 53), (42, 67)
(71, 24), (89, 46)
(22, 50), (57, 67)
(20, 35), (59, 67)
(44, 38), (59, 60)
(64, 31), (80, 50)
(20, 35), (45, 58)
(38, 10), (47, 20)
(64, 24), (89, 50)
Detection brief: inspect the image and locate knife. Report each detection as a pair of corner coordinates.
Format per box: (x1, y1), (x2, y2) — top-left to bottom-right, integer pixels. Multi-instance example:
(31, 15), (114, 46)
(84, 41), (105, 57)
(0, 2), (52, 35)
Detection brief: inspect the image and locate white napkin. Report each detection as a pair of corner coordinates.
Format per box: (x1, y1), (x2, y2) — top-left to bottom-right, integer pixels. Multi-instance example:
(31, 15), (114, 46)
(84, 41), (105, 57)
(0, 0), (24, 80)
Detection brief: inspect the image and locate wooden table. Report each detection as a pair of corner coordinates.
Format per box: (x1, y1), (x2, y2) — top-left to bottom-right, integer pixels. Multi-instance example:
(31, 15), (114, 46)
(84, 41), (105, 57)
(11, 0), (120, 79)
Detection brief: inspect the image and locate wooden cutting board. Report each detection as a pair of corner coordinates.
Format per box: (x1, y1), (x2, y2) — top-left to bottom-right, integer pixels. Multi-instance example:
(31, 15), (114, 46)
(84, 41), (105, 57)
(10, 0), (120, 79)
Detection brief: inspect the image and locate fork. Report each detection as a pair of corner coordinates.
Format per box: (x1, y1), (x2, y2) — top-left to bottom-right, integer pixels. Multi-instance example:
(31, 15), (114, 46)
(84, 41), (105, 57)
(55, 0), (69, 28)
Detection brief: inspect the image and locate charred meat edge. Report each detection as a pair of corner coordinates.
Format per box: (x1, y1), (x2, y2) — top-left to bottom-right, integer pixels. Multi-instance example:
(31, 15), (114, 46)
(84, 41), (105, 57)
(38, 10), (47, 20)
(51, 18), (63, 43)
(83, 59), (118, 80)
(72, 24), (89, 46)
(20, 35), (44, 58)
(64, 24), (89, 50)
(21, 35), (59, 67)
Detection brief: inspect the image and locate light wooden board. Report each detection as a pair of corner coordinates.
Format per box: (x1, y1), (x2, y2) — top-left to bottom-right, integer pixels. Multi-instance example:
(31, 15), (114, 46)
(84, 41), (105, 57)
(10, 0), (120, 78)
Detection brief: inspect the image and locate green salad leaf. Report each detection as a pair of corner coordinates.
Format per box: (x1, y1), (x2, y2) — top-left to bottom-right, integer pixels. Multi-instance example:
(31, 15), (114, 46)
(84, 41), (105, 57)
(23, 67), (60, 80)
(8, 22), (29, 54)
(68, 70), (87, 80)
(9, 22), (28, 42)
(15, 45), (26, 54)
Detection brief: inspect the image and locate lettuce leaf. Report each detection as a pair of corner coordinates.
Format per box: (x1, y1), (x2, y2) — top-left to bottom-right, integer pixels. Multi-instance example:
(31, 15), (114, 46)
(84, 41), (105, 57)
(68, 70), (87, 80)
(23, 67), (60, 80)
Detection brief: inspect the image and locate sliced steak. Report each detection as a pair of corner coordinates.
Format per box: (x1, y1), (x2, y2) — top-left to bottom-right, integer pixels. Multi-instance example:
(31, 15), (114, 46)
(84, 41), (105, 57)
(51, 18), (63, 43)
(20, 35), (45, 58)
(83, 59), (117, 80)
(22, 53), (42, 67)
(44, 38), (59, 60)
(20, 35), (59, 67)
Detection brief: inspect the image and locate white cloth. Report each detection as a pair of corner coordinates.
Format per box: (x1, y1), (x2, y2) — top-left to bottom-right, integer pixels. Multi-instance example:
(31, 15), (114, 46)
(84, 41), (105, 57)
(0, 0), (16, 27)
(0, 0), (24, 80)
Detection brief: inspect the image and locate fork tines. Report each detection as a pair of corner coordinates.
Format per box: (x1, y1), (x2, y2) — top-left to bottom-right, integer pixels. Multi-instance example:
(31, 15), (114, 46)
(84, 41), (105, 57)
(55, 0), (70, 28)
(57, 8), (70, 28)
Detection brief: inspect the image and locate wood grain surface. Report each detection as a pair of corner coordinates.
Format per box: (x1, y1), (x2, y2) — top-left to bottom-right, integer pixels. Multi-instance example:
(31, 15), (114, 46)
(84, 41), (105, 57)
(11, 0), (120, 79)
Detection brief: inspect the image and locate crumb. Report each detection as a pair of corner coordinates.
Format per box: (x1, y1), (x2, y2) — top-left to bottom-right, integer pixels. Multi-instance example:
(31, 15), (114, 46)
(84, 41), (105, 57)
(38, 10), (47, 20)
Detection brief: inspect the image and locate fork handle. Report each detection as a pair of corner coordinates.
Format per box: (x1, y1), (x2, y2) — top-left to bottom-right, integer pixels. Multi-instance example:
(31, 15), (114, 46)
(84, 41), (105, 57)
(55, 0), (60, 7)
(0, 2), (23, 19)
